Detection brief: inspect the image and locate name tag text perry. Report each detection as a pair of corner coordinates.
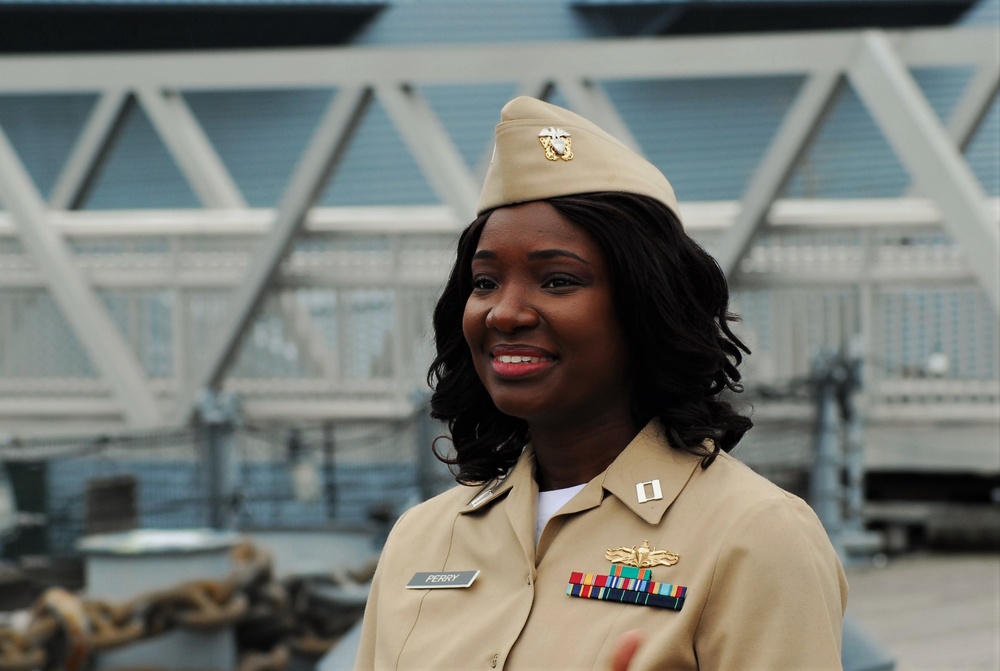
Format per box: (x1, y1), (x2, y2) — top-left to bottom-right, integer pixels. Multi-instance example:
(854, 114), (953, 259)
(406, 570), (480, 589)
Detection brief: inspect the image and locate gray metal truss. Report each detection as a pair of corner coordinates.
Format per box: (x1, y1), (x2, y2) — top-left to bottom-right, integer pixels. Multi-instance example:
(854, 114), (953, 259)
(169, 86), (372, 425)
(48, 89), (132, 210)
(712, 71), (843, 277)
(136, 86), (246, 208)
(376, 84), (479, 219)
(0, 27), (996, 430)
(0, 125), (162, 426)
(944, 58), (1000, 152)
(849, 31), (999, 312)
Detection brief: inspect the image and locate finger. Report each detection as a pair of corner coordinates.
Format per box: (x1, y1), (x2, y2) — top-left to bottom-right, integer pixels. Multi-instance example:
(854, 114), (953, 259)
(611, 629), (646, 671)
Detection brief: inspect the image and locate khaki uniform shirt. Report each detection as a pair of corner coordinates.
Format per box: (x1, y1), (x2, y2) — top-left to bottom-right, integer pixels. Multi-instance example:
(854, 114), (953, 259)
(355, 423), (847, 670)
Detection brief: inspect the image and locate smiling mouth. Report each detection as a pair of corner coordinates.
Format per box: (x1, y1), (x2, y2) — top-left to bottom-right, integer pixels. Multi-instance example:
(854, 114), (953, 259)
(495, 354), (555, 364)
(490, 352), (557, 379)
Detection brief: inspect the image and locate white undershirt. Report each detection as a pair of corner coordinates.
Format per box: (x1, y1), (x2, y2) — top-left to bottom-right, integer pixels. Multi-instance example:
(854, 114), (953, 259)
(536, 484), (587, 546)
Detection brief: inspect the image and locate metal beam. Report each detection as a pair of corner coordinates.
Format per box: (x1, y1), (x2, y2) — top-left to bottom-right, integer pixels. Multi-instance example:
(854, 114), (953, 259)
(474, 79), (553, 182)
(170, 85), (372, 425)
(376, 84), (479, 220)
(136, 86), (246, 208)
(895, 27), (1000, 67)
(0, 30), (993, 94)
(713, 71), (842, 277)
(1, 199), (997, 239)
(557, 78), (644, 155)
(848, 31), (1000, 312)
(944, 61), (1000, 152)
(0, 124), (162, 426)
(0, 32), (899, 91)
(904, 61), (999, 197)
(49, 89), (132, 210)
(280, 292), (341, 380)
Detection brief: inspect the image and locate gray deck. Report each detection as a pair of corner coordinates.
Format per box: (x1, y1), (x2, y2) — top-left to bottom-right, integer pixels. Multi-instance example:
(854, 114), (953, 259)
(847, 553), (1000, 671)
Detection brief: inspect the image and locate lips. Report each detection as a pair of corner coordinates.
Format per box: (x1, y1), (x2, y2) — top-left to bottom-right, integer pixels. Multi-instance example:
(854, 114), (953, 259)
(490, 345), (557, 379)
(496, 354), (552, 364)
(490, 345), (556, 380)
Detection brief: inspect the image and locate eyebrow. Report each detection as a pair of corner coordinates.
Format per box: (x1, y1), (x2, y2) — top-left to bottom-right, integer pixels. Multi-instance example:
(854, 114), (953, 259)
(471, 249), (590, 264)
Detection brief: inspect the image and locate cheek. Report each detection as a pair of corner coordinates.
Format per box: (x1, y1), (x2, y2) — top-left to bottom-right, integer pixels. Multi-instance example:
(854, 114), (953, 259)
(462, 299), (482, 348)
(594, 301), (630, 363)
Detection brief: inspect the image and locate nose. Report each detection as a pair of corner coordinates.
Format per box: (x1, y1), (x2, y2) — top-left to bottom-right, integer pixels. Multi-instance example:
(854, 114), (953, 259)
(485, 289), (540, 333)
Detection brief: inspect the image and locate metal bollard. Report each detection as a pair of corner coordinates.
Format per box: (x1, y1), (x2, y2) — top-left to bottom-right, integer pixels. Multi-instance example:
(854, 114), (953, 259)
(79, 528), (241, 670)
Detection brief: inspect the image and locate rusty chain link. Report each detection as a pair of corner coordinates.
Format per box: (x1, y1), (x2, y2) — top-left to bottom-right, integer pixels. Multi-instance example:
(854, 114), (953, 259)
(0, 541), (371, 671)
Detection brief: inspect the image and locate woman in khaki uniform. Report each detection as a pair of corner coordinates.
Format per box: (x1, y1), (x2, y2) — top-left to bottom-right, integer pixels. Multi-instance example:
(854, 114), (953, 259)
(355, 97), (847, 671)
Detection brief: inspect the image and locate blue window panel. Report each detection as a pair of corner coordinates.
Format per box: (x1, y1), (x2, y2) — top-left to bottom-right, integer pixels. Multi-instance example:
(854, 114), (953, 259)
(603, 76), (801, 201)
(0, 94), (96, 199)
(965, 95), (1000, 196)
(318, 98), (437, 206)
(184, 88), (336, 207)
(420, 83), (521, 171)
(84, 101), (201, 209)
(959, 0), (999, 26)
(354, 0), (595, 46)
(784, 83), (909, 198)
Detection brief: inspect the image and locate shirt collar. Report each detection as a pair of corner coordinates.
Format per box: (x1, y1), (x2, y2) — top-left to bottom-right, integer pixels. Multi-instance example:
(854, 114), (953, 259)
(459, 448), (531, 514)
(458, 421), (700, 524)
(597, 420), (702, 525)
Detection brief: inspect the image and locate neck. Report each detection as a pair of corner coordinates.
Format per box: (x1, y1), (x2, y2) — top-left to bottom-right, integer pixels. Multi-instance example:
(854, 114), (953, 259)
(530, 414), (639, 491)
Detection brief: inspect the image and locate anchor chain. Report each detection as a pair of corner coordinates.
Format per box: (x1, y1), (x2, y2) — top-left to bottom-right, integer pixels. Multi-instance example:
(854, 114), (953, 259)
(0, 541), (371, 671)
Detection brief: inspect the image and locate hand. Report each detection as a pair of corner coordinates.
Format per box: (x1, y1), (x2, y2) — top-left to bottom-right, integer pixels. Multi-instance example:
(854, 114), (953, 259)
(610, 629), (646, 671)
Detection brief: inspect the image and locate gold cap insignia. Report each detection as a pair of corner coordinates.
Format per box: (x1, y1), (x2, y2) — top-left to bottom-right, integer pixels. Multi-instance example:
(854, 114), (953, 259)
(538, 127), (573, 161)
(606, 540), (679, 568)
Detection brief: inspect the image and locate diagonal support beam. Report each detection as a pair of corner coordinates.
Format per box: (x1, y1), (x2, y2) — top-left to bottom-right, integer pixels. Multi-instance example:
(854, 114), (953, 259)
(905, 60), (999, 196)
(944, 60), (1000, 151)
(171, 86), (372, 425)
(713, 71), (842, 277)
(557, 78), (644, 155)
(136, 86), (246, 209)
(0, 124), (162, 426)
(377, 83), (479, 221)
(849, 31), (999, 312)
(475, 79), (554, 182)
(49, 88), (132, 210)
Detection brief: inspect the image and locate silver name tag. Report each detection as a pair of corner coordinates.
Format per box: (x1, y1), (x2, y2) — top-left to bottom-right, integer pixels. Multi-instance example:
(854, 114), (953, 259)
(406, 570), (480, 589)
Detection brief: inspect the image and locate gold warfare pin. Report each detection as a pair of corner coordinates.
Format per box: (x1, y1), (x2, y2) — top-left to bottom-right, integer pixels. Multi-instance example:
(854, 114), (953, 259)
(606, 539), (679, 568)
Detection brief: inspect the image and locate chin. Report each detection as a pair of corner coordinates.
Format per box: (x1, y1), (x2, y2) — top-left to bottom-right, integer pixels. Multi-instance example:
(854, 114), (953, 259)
(489, 397), (547, 423)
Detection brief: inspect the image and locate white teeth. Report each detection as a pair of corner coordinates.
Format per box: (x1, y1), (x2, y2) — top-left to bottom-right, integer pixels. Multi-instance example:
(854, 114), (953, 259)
(497, 355), (549, 364)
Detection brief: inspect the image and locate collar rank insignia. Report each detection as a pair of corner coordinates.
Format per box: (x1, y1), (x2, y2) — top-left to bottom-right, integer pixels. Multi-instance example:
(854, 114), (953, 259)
(538, 127), (573, 161)
(566, 540), (686, 611)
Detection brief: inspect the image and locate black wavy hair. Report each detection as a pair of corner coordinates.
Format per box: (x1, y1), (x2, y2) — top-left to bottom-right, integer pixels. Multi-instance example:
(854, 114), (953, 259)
(428, 192), (752, 485)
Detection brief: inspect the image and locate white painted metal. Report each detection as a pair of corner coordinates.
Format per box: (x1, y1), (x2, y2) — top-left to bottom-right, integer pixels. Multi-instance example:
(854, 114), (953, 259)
(48, 89), (131, 210)
(556, 78), (644, 155)
(0, 28), (995, 434)
(4, 31), (992, 91)
(474, 79), (553, 180)
(169, 86), (372, 425)
(0, 125), (163, 427)
(136, 86), (246, 209)
(376, 84), (479, 219)
(712, 71), (842, 276)
(848, 31), (999, 312)
(945, 61), (1000, 151)
(2, 198), (995, 240)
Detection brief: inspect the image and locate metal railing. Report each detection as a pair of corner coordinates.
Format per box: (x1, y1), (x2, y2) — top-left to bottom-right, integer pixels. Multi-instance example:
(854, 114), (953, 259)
(0, 28), (996, 436)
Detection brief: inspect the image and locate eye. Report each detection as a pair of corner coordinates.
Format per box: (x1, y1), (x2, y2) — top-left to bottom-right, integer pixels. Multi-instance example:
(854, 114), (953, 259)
(472, 275), (498, 291)
(542, 274), (579, 290)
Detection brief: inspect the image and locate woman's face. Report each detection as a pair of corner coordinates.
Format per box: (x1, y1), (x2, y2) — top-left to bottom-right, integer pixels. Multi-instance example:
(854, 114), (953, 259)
(462, 201), (632, 430)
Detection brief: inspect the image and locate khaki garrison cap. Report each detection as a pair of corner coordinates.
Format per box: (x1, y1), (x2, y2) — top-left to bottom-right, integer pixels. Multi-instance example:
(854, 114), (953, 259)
(476, 96), (679, 217)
